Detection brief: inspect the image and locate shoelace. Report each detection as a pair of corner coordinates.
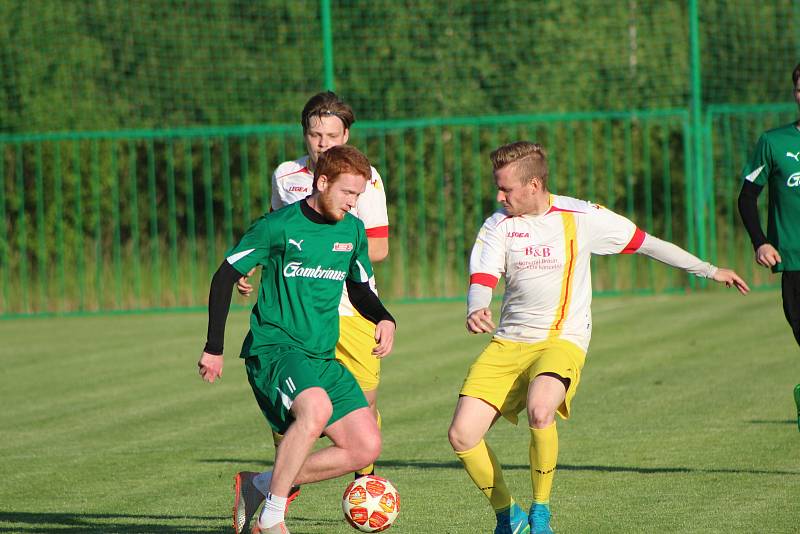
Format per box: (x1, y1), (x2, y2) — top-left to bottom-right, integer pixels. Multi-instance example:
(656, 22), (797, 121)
(530, 506), (550, 530)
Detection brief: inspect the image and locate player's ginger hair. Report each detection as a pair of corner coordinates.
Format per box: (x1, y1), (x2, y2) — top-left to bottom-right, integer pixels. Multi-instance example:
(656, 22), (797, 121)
(313, 145), (371, 189)
(490, 141), (549, 189)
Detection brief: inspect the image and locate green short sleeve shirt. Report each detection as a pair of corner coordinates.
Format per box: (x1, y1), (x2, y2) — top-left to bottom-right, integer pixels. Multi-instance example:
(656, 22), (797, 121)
(741, 123), (800, 271)
(225, 202), (374, 358)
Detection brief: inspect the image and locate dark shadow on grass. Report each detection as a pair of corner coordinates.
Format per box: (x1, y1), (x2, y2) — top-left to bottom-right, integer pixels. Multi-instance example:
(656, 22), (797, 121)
(200, 458), (275, 466)
(372, 459), (800, 476)
(747, 419), (796, 425)
(199, 458), (800, 477)
(0, 512), (227, 533)
(0, 511), (348, 534)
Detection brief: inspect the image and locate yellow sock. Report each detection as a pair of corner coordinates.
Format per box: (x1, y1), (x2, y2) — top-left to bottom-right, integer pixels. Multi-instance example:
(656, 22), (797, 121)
(455, 439), (513, 511)
(530, 423), (558, 504)
(356, 409), (381, 476)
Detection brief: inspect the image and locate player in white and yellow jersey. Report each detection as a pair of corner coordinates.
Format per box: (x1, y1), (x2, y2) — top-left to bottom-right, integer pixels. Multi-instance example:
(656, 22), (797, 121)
(447, 141), (749, 534)
(237, 92), (389, 490)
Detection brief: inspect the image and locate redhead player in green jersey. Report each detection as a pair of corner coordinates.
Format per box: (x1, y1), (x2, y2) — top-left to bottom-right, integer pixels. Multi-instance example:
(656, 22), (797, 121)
(738, 62), (800, 432)
(449, 141), (748, 534)
(237, 92), (390, 485)
(198, 145), (396, 534)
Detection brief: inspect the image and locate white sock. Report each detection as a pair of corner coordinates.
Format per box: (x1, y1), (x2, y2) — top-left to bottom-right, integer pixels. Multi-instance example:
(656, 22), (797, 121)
(252, 471), (272, 495)
(258, 492), (287, 528)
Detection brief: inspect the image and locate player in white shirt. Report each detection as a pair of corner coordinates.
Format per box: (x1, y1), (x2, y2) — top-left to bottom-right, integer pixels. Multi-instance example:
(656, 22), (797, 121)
(235, 93), (389, 519)
(447, 141), (748, 534)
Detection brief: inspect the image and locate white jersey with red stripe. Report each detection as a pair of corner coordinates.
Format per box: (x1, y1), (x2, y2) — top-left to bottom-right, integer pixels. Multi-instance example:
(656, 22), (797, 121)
(469, 194), (643, 352)
(271, 155), (389, 316)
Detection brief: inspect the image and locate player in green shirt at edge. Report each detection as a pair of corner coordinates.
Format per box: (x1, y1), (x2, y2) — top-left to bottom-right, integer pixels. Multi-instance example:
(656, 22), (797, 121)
(198, 145), (396, 534)
(738, 62), (800, 432)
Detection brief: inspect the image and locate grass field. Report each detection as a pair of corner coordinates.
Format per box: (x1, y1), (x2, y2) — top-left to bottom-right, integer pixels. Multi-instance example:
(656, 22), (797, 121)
(2, 289), (799, 533)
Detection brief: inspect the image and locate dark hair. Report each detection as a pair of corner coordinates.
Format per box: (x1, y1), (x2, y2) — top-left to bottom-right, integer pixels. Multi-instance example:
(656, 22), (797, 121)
(313, 145), (371, 189)
(793, 63), (800, 86)
(301, 92), (355, 133)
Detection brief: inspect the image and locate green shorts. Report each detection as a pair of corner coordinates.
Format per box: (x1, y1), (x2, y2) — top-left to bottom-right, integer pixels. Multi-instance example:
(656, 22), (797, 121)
(245, 345), (368, 434)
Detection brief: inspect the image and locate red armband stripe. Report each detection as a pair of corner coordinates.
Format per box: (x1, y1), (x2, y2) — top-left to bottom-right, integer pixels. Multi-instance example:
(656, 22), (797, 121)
(365, 225), (389, 238)
(621, 227), (646, 254)
(470, 273), (499, 288)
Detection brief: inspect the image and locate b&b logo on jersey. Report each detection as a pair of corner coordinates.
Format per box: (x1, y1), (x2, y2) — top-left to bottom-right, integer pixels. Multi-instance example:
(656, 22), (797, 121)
(333, 242), (353, 252)
(525, 245), (553, 257)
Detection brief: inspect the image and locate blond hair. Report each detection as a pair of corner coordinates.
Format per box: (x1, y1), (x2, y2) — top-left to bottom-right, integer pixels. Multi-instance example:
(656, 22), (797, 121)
(490, 141), (548, 188)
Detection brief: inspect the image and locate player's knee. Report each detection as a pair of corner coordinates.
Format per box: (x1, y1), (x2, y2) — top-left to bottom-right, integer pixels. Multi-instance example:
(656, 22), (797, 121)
(447, 423), (475, 452)
(293, 389), (333, 431)
(527, 404), (556, 428)
(352, 430), (382, 466)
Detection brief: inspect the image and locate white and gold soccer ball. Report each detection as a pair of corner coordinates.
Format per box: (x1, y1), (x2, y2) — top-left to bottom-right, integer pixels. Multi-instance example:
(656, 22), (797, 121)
(341, 475), (401, 532)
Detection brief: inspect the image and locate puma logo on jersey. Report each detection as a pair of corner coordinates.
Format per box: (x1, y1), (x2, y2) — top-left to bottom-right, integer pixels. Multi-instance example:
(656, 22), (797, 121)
(288, 238), (304, 251)
(787, 151), (800, 162)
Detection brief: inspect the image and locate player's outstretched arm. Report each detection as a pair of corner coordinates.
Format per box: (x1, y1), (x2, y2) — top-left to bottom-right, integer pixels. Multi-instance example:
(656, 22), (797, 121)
(710, 268), (750, 295)
(635, 233), (750, 296)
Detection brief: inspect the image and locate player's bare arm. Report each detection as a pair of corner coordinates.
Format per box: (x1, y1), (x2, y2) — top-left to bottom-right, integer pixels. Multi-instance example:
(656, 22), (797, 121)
(367, 236), (389, 263)
(236, 267), (256, 296)
(372, 320), (395, 358)
(711, 268), (750, 295)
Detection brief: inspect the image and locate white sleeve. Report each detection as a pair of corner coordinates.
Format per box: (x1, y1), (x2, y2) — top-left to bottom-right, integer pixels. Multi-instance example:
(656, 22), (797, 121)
(586, 203), (640, 255)
(270, 168), (285, 210)
(469, 216), (506, 286)
(356, 167), (389, 236)
(636, 233), (718, 278)
(467, 283), (493, 316)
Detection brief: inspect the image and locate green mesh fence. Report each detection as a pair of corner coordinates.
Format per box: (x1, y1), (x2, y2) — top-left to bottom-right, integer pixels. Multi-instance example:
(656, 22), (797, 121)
(0, 0), (799, 315)
(1, 0), (798, 133)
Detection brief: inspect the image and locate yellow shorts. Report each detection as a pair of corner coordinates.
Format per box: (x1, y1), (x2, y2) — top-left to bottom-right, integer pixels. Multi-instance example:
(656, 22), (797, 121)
(460, 337), (586, 423)
(336, 314), (380, 391)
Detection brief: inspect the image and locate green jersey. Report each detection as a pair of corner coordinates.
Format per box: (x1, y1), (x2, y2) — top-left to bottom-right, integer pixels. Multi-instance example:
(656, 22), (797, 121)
(741, 122), (800, 271)
(225, 201), (374, 359)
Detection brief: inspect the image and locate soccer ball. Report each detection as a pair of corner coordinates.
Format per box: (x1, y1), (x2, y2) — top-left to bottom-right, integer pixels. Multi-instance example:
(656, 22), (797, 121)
(341, 475), (400, 532)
